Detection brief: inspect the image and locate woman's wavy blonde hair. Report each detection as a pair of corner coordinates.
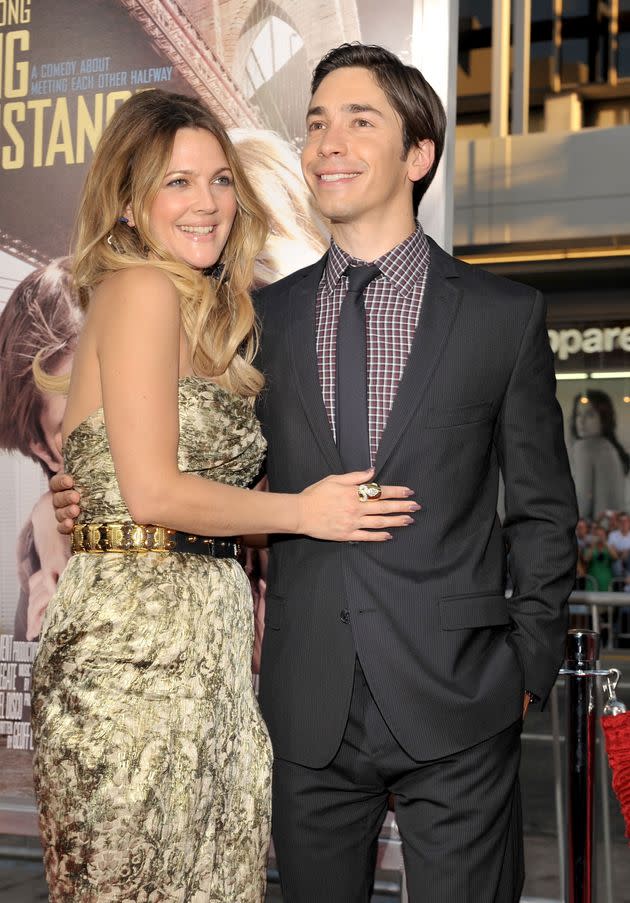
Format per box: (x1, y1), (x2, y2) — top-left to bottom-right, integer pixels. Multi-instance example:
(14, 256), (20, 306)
(73, 89), (269, 400)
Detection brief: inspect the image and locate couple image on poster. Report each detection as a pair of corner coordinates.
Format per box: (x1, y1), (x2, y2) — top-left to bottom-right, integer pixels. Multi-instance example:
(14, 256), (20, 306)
(35, 43), (577, 903)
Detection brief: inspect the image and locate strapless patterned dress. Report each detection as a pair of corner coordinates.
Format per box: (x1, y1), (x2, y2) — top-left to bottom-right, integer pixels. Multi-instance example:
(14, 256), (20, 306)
(31, 377), (272, 903)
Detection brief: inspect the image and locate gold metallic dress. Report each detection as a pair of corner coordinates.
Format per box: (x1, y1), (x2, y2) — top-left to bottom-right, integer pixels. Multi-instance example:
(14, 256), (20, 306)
(32, 377), (272, 903)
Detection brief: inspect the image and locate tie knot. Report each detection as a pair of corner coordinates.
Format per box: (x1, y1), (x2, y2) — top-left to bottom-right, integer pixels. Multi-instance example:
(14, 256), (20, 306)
(343, 264), (380, 297)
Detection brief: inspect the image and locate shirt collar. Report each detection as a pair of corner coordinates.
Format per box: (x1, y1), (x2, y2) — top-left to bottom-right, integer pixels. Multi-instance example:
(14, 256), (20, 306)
(324, 225), (430, 297)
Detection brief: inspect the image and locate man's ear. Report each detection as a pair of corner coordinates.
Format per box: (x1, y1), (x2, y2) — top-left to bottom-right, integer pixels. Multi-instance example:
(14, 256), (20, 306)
(29, 440), (60, 474)
(407, 139), (435, 184)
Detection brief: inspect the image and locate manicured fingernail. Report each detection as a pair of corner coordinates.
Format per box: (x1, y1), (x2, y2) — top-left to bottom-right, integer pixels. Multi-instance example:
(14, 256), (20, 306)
(404, 489), (414, 496)
(409, 503), (421, 511)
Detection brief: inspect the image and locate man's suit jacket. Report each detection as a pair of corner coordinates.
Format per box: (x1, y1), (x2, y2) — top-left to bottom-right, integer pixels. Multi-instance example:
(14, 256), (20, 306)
(255, 237), (577, 768)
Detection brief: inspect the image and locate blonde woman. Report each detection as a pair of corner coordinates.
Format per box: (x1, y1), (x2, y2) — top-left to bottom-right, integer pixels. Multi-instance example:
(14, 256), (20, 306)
(32, 89), (414, 901)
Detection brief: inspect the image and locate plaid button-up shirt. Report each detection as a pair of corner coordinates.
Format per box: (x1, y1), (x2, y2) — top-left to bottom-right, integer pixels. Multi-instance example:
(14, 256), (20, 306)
(315, 226), (431, 464)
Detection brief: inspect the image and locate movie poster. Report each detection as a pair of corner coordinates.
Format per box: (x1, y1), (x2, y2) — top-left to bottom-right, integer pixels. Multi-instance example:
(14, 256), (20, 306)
(550, 323), (630, 523)
(0, 0), (415, 835)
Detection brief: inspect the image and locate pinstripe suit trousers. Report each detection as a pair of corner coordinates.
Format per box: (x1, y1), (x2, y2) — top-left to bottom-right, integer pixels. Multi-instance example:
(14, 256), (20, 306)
(271, 659), (524, 903)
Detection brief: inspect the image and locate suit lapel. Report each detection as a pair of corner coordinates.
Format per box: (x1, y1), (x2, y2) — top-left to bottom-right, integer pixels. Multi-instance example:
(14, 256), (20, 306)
(287, 256), (343, 472)
(374, 240), (462, 475)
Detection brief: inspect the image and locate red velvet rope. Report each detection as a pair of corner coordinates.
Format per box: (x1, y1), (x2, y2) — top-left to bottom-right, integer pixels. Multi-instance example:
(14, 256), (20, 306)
(601, 713), (630, 844)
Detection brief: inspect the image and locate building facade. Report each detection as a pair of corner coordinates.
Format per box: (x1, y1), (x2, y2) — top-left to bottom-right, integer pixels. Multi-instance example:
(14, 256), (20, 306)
(455, 0), (630, 516)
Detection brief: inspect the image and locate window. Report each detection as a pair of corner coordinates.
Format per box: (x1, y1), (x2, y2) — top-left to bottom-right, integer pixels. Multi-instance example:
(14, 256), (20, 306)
(244, 16), (304, 98)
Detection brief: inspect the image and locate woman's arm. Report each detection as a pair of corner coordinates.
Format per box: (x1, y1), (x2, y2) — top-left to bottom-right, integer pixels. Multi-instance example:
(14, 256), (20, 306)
(242, 476), (269, 549)
(88, 267), (414, 543)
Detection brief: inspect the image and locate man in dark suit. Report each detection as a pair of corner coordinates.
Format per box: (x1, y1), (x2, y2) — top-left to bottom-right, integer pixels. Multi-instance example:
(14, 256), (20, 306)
(255, 44), (577, 902)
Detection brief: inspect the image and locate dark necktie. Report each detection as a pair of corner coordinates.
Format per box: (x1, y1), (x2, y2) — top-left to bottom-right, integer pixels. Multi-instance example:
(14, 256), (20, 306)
(335, 264), (381, 470)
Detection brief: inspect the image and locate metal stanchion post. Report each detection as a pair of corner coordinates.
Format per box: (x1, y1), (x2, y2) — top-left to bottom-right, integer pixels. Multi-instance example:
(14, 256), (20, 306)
(595, 674), (614, 903)
(550, 682), (566, 902)
(563, 629), (599, 903)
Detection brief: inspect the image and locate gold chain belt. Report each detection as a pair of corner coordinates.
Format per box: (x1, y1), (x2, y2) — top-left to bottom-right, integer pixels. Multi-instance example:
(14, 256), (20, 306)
(71, 522), (241, 558)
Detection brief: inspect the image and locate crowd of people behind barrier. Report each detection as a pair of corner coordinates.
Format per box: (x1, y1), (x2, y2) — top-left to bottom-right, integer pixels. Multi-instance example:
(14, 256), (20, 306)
(576, 511), (630, 592)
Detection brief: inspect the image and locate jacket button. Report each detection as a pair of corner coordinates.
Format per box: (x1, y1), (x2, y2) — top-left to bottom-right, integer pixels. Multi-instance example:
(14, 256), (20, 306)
(340, 609), (350, 624)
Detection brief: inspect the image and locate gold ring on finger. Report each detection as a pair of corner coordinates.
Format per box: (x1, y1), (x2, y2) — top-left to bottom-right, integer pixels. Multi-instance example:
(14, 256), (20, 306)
(357, 482), (382, 502)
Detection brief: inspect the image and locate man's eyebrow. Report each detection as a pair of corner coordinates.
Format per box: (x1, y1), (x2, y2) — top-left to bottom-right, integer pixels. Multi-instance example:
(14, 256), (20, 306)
(343, 103), (384, 117)
(306, 103), (385, 119)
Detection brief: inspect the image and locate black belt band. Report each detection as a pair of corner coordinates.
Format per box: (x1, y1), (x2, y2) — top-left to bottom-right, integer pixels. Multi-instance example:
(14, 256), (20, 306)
(171, 532), (241, 558)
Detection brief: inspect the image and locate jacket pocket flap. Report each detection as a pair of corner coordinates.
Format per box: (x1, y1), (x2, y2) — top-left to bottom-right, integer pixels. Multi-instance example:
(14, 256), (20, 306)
(427, 402), (491, 429)
(264, 594), (285, 630)
(439, 593), (510, 630)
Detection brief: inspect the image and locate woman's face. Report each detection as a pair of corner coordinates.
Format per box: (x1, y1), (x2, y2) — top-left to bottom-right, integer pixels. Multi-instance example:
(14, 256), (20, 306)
(575, 401), (602, 439)
(139, 127), (238, 271)
(595, 526), (607, 543)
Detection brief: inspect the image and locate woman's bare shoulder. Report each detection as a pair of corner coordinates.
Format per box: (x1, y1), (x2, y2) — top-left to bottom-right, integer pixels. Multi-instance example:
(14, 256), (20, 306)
(92, 264), (178, 309)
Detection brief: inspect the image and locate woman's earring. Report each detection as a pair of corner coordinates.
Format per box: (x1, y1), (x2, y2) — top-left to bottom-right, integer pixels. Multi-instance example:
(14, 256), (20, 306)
(107, 231), (123, 253)
(107, 215), (131, 251)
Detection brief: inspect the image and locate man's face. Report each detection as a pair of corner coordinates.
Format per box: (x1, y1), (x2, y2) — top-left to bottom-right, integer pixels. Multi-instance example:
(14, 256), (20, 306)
(620, 515), (630, 534)
(301, 67), (425, 230)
